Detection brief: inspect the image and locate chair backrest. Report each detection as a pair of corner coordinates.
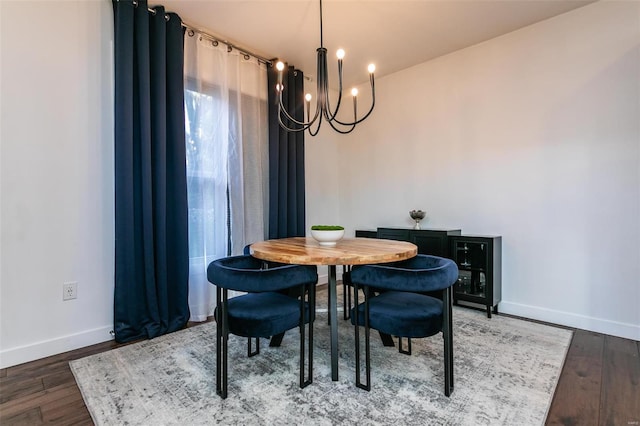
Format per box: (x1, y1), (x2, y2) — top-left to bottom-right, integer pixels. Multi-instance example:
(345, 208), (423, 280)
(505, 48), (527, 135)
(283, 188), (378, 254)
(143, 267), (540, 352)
(350, 254), (458, 293)
(208, 255), (318, 292)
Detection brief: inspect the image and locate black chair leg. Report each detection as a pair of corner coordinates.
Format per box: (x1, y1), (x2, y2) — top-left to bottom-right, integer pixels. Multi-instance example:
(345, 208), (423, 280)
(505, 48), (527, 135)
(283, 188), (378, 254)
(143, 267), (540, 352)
(269, 332), (285, 347)
(248, 337), (259, 357)
(443, 286), (454, 397)
(300, 283), (314, 388)
(216, 287), (229, 399)
(308, 283), (315, 385)
(379, 332), (395, 347)
(449, 287), (454, 390)
(443, 332), (452, 397)
(398, 337), (412, 355)
(354, 283), (371, 391)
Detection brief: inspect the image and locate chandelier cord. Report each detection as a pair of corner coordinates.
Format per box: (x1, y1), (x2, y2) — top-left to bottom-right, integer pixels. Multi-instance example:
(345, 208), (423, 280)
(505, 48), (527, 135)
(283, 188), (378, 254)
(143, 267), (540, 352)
(320, 0), (324, 48)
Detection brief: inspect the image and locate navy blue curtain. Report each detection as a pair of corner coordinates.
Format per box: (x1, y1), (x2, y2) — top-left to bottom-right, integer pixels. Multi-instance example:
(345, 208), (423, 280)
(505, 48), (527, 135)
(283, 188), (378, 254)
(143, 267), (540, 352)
(112, 0), (189, 343)
(267, 63), (306, 238)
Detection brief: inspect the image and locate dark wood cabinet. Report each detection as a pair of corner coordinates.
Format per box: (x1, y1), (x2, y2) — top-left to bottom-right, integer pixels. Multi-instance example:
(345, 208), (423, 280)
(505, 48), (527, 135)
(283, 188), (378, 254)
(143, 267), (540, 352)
(354, 229), (377, 239)
(449, 235), (501, 318)
(356, 227), (502, 318)
(376, 228), (461, 257)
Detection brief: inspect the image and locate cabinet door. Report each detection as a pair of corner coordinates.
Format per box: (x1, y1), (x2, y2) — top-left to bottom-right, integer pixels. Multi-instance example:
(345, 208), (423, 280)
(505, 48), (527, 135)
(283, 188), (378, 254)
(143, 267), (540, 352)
(377, 228), (410, 241)
(411, 233), (448, 256)
(453, 241), (489, 299)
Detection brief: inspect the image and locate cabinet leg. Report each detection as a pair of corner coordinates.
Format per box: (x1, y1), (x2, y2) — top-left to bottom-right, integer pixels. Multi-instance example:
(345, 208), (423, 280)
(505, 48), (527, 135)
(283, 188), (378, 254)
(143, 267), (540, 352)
(486, 305), (492, 319)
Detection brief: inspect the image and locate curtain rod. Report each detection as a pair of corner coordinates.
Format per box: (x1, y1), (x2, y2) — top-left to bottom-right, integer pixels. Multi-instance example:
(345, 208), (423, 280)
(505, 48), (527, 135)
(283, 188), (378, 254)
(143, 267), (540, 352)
(182, 22), (273, 66)
(135, 1), (273, 66)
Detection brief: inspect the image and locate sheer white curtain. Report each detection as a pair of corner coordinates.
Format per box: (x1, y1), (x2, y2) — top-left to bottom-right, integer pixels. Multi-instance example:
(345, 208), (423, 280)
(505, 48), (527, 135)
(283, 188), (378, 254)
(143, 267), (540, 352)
(184, 32), (269, 321)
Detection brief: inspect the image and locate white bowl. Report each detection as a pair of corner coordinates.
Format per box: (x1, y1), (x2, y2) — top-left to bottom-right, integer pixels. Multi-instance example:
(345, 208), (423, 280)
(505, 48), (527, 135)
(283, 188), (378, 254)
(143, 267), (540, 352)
(311, 229), (345, 246)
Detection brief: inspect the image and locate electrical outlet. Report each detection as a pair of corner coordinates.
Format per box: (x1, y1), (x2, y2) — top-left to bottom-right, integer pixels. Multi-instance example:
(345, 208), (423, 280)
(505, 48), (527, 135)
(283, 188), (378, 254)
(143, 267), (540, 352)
(63, 281), (78, 301)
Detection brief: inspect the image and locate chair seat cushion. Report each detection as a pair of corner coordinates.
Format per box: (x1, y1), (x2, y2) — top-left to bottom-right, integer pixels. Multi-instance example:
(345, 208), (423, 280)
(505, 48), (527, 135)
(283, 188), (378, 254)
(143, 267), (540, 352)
(351, 291), (443, 338)
(226, 292), (311, 338)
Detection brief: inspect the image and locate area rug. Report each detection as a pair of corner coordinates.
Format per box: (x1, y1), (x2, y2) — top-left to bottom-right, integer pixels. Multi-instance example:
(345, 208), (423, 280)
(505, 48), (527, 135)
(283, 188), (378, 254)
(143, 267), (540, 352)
(70, 308), (572, 425)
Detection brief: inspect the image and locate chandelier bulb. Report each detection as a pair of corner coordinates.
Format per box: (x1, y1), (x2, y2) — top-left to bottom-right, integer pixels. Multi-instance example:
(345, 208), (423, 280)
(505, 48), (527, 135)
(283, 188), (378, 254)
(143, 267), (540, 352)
(336, 49), (345, 60)
(305, 93), (312, 102)
(351, 88), (358, 97)
(368, 64), (376, 74)
(276, 61), (285, 71)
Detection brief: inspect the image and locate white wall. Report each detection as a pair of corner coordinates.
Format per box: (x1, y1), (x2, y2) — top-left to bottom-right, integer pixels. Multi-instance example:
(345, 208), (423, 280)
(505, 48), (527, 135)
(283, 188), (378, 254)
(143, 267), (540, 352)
(0, 0), (637, 369)
(305, 119), (343, 282)
(307, 1), (640, 340)
(0, 0), (115, 368)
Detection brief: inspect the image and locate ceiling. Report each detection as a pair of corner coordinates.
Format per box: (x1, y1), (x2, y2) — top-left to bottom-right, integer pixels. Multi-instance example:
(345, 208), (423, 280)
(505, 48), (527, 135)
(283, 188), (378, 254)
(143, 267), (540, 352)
(161, 0), (595, 88)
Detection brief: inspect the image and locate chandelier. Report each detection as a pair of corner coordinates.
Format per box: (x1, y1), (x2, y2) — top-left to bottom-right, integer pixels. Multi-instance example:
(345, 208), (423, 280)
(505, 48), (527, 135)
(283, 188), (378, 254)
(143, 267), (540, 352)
(275, 0), (376, 136)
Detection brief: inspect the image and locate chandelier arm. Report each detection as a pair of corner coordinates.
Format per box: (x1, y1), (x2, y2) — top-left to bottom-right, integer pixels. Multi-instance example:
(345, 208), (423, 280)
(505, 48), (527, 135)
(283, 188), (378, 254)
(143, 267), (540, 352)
(278, 101), (315, 127)
(277, 108), (313, 132)
(279, 103), (324, 135)
(278, 109), (318, 132)
(277, 92), (315, 131)
(307, 98), (322, 125)
(332, 74), (376, 126)
(278, 102), (308, 128)
(307, 114), (324, 137)
(316, 46), (346, 124)
(315, 47), (342, 123)
(321, 59), (345, 123)
(278, 90), (320, 127)
(326, 117), (357, 134)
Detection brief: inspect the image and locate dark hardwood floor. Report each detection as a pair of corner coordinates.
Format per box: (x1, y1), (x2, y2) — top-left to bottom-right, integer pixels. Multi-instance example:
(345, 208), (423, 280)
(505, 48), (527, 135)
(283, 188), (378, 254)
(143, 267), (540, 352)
(546, 329), (640, 426)
(1, 286), (638, 425)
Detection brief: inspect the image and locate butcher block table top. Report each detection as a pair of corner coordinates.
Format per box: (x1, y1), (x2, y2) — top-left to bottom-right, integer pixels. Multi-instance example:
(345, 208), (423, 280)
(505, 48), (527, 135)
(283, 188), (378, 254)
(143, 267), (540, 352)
(250, 237), (417, 266)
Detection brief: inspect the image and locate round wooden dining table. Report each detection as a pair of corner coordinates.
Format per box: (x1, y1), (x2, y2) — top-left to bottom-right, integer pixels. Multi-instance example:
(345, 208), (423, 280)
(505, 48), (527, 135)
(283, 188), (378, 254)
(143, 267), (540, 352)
(250, 237), (417, 381)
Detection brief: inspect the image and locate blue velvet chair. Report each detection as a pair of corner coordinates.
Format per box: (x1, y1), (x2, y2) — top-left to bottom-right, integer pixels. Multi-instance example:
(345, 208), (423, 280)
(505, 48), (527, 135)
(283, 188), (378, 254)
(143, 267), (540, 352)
(243, 243), (306, 348)
(207, 255), (318, 399)
(350, 254), (459, 396)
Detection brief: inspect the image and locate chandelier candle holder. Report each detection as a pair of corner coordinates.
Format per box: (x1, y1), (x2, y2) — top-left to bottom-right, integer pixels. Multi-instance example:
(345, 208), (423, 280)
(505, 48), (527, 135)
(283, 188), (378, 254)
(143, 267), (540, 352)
(275, 0), (376, 136)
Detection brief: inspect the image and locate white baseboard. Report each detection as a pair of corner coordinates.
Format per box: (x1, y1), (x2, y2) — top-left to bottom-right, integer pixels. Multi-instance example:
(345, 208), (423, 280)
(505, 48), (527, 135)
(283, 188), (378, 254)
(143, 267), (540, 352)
(0, 271), (335, 369)
(0, 325), (114, 369)
(322, 273), (639, 341)
(4, 296), (634, 369)
(499, 301), (640, 341)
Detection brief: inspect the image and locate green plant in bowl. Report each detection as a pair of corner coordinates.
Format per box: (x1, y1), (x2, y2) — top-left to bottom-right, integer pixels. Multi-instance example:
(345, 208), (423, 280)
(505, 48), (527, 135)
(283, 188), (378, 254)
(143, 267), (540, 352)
(311, 225), (344, 231)
(310, 225), (345, 246)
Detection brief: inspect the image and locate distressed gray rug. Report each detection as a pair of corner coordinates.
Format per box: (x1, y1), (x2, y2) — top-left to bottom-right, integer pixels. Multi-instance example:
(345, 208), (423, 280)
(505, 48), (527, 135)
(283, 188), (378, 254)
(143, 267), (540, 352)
(70, 308), (572, 425)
